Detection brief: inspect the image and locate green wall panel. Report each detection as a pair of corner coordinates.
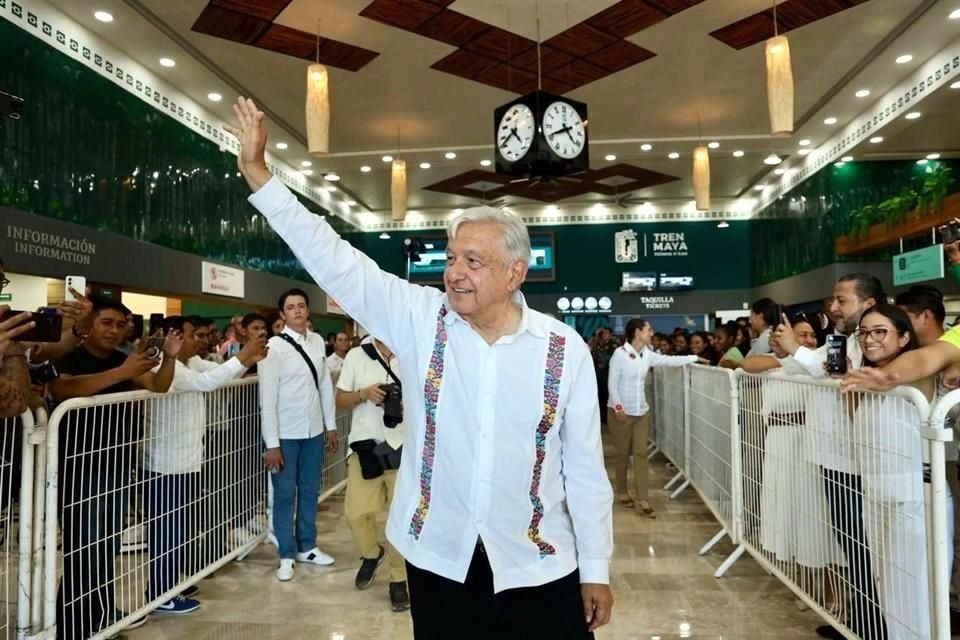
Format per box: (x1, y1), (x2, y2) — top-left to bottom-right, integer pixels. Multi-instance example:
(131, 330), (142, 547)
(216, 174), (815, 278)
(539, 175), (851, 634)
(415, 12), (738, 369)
(348, 220), (751, 294)
(0, 19), (343, 285)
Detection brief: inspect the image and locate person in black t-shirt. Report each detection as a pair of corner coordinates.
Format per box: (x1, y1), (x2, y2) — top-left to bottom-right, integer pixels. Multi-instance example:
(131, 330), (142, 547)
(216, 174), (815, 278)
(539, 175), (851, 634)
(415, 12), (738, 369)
(50, 297), (182, 640)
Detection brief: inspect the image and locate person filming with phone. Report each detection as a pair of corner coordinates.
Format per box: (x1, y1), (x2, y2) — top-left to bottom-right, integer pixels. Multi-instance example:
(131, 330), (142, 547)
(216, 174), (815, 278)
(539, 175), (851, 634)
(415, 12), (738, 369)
(769, 273), (886, 640)
(49, 297), (182, 640)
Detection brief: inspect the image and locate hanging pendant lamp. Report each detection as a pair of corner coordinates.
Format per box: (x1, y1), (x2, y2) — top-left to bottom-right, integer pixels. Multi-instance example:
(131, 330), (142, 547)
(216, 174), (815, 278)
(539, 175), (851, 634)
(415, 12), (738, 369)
(765, 1), (793, 137)
(391, 159), (407, 222)
(693, 145), (710, 211)
(306, 64), (330, 155)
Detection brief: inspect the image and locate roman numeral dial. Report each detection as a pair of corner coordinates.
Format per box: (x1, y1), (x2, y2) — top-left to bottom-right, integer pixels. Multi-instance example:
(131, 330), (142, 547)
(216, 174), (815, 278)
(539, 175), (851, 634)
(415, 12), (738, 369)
(496, 104), (535, 163)
(541, 101), (586, 160)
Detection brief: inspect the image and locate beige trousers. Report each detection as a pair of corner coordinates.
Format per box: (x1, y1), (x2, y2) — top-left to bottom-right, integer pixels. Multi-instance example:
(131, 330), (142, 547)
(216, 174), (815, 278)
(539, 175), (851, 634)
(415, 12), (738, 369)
(345, 456), (406, 582)
(608, 409), (651, 501)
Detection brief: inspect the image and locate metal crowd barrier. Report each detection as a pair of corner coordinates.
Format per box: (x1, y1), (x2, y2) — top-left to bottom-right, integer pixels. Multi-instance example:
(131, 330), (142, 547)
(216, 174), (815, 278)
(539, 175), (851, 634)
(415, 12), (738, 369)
(651, 365), (955, 640)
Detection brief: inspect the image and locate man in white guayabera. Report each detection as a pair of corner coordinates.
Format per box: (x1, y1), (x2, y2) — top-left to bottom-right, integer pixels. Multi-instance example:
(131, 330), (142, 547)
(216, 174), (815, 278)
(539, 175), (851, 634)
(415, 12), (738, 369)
(224, 98), (613, 639)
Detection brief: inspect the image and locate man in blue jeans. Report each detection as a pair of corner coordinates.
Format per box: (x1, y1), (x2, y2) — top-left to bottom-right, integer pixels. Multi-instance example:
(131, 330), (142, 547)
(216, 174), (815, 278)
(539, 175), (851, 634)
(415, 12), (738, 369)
(259, 288), (339, 581)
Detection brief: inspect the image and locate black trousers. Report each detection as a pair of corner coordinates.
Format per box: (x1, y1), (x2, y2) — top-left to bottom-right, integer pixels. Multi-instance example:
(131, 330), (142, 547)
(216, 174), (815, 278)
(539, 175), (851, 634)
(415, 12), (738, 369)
(822, 468), (887, 640)
(406, 546), (595, 640)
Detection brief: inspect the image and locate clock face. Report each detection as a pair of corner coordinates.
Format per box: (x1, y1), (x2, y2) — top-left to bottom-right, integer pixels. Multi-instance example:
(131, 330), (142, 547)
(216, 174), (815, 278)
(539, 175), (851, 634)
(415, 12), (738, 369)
(496, 104), (535, 162)
(542, 101), (586, 160)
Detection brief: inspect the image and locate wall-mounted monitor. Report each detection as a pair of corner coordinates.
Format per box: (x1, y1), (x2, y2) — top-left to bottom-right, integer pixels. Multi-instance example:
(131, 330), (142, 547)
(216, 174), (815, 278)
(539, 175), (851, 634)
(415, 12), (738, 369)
(621, 271), (657, 292)
(407, 231), (556, 283)
(658, 274), (694, 291)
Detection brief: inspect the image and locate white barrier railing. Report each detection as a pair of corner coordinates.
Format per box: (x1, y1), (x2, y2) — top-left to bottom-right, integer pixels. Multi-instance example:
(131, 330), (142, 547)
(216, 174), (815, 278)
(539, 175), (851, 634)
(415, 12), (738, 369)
(651, 365), (955, 640)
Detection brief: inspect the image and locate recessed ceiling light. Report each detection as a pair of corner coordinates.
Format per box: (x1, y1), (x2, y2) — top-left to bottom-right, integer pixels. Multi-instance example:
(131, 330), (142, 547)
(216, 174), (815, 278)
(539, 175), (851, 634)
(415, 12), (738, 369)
(94, 10), (114, 22)
(444, 152), (457, 159)
(324, 185), (337, 192)
(951, 8), (960, 19)
(927, 153), (941, 160)
(763, 153), (782, 165)
(301, 160), (312, 167)
(159, 57), (176, 68)
(381, 155), (393, 162)
(952, 81), (960, 89)
(346, 200), (356, 206)
(733, 150), (744, 157)
(717, 220), (730, 229)
(855, 89), (871, 98)
(917, 159), (929, 165)
(869, 136), (884, 144)
(905, 111), (922, 120)
(207, 92), (222, 102)
(799, 139), (811, 146)
(834, 161), (845, 167)
(774, 168), (786, 175)
(300, 169), (313, 176)
(824, 117), (838, 125)
(275, 142), (288, 150)
(842, 155), (854, 162)
(640, 143), (653, 151)
(324, 172), (341, 181)
(707, 142), (720, 149)
(419, 162), (431, 169)
(668, 152), (680, 159)
(379, 232), (391, 240)
(799, 148), (812, 156)
(360, 165), (371, 173)
(604, 154), (617, 161)
(754, 184), (766, 191)
(895, 54), (913, 64)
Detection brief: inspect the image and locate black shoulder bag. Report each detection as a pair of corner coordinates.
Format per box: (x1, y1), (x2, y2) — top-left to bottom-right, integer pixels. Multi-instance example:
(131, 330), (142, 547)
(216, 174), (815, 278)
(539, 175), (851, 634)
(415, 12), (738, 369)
(277, 333), (320, 392)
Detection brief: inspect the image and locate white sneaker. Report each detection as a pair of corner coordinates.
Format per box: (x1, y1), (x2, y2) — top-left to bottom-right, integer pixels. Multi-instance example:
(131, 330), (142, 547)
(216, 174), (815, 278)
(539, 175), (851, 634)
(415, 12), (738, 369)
(276, 559), (295, 582)
(296, 547), (335, 566)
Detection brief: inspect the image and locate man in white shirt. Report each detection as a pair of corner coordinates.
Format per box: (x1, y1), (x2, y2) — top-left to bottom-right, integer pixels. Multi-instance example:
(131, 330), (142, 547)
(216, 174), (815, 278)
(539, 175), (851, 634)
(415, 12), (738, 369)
(746, 298), (778, 357)
(143, 316), (265, 615)
(326, 331), (350, 385)
(770, 273), (886, 640)
(227, 97), (613, 638)
(336, 338), (410, 612)
(259, 288), (339, 582)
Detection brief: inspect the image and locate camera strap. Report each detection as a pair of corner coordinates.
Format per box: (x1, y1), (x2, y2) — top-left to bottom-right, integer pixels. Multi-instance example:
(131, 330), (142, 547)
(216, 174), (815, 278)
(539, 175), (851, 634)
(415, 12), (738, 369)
(277, 334), (320, 393)
(361, 343), (401, 388)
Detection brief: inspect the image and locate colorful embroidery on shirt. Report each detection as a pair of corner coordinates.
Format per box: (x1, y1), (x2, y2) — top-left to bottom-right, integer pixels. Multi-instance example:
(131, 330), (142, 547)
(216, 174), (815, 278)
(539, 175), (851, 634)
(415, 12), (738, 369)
(409, 306), (449, 539)
(527, 331), (566, 558)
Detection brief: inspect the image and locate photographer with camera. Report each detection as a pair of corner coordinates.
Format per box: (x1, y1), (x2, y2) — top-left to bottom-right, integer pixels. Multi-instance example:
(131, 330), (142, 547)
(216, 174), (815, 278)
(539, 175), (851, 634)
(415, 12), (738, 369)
(0, 306), (34, 418)
(259, 288), (338, 582)
(335, 335), (409, 612)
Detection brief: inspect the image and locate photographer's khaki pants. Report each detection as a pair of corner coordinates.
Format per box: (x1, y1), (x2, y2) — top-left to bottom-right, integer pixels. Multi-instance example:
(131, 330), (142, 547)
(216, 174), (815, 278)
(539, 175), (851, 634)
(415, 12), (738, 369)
(345, 456), (406, 582)
(608, 409), (650, 501)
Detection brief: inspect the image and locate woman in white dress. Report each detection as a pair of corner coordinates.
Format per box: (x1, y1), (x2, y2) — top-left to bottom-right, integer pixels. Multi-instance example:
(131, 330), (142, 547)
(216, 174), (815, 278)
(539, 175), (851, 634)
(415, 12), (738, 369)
(758, 317), (844, 610)
(852, 304), (944, 640)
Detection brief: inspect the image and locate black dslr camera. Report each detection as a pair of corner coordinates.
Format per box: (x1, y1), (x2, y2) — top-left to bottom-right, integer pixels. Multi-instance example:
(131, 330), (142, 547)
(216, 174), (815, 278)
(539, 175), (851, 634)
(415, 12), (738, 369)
(379, 383), (403, 428)
(942, 220), (960, 245)
(30, 361), (59, 386)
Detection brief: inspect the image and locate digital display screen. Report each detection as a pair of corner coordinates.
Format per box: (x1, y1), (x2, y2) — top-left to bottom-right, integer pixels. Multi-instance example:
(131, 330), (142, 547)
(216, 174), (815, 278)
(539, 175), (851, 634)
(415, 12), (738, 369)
(408, 231), (556, 283)
(658, 274), (694, 291)
(621, 271), (657, 292)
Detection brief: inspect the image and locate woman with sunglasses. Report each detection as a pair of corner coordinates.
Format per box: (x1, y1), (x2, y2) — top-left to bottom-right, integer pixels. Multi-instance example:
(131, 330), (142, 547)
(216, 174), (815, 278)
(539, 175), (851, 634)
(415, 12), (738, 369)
(850, 304), (945, 640)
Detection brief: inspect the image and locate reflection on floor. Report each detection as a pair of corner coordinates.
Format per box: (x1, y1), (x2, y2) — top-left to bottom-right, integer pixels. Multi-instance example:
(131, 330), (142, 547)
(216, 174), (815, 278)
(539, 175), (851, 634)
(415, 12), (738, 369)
(125, 451), (822, 640)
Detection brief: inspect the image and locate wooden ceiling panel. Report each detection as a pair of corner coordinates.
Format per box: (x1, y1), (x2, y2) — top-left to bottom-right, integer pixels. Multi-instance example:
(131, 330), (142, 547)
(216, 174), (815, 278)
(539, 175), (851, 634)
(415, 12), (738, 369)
(359, 0), (445, 32)
(546, 59), (608, 89)
(589, 40), (657, 73)
(192, 4), (270, 45)
(416, 10), (490, 47)
(546, 23), (619, 58)
(645, 0), (707, 13)
(510, 45), (574, 75)
(423, 0), (457, 6)
(314, 39), (381, 72)
(255, 23), (316, 59)
(538, 76), (577, 96)
(464, 27), (536, 63)
(474, 64), (538, 93)
(430, 48), (500, 79)
(210, 0), (292, 22)
(710, 0), (873, 50)
(586, 0), (668, 38)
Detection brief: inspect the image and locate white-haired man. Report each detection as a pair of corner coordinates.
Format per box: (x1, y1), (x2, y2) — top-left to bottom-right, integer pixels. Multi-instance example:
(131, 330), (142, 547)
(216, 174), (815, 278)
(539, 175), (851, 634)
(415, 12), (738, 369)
(225, 98), (613, 639)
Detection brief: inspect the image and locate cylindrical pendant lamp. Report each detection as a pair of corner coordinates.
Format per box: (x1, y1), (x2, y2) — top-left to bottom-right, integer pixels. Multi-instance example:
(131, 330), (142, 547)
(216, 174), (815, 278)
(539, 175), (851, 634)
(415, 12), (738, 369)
(765, 35), (794, 137)
(693, 145), (710, 211)
(306, 64), (330, 155)
(391, 159), (407, 222)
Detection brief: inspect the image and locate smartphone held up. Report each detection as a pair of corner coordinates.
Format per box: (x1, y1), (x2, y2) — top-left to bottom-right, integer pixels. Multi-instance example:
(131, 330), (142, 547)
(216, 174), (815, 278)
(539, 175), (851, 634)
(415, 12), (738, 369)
(0, 307), (62, 343)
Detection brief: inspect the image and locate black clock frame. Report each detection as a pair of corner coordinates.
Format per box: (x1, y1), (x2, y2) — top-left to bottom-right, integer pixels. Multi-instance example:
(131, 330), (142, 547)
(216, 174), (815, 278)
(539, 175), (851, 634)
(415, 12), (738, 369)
(493, 90), (589, 181)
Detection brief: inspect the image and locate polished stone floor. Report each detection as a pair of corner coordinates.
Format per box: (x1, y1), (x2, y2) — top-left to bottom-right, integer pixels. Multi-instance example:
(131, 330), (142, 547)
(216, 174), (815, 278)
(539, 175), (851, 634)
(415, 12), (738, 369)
(126, 451), (824, 640)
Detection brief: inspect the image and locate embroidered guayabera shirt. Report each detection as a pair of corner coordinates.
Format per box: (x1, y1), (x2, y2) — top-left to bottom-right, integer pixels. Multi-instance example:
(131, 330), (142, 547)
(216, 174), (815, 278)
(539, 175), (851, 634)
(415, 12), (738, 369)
(249, 178), (613, 592)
